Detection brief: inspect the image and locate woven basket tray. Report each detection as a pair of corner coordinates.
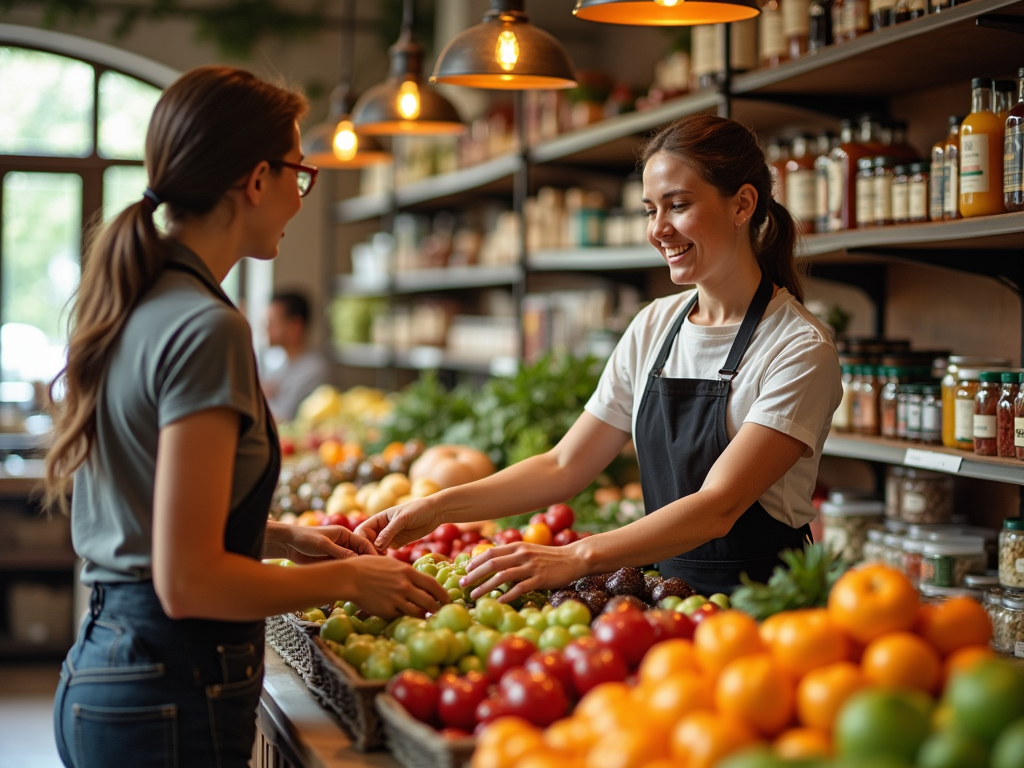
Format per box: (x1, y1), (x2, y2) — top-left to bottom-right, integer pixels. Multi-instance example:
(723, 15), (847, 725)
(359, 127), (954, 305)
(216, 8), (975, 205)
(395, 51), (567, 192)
(310, 635), (388, 751)
(265, 612), (323, 689)
(377, 694), (476, 768)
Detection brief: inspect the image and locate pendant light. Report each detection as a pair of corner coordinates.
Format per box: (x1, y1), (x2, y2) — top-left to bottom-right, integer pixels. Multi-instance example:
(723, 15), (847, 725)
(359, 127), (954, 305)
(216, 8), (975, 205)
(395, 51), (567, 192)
(303, 0), (391, 169)
(431, 0), (577, 90)
(351, 0), (464, 136)
(573, 0), (760, 26)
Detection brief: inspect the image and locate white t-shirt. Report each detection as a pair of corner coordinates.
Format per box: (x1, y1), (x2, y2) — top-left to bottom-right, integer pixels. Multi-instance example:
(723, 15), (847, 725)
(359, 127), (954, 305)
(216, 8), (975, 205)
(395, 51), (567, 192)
(585, 287), (842, 528)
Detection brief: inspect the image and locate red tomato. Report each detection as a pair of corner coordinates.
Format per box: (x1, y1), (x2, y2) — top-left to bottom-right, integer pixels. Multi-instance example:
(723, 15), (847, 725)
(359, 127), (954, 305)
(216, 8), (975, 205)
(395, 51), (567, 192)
(474, 694), (509, 730)
(529, 513), (547, 527)
(553, 529), (578, 546)
(486, 636), (537, 682)
(497, 669), (569, 727)
(460, 530), (482, 544)
(690, 602), (721, 624)
(544, 503), (575, 534)
(593, 608), (657, 667)
(323, 513), (352, 529)
(432, 523), (461, 543)
(571, 646), (628, 695)
(524, 649), (575, 699)
(494, 528), (523, 545)
(563, 636), (601, 665)
(437, 674), (489, 731)
(387, 548), (410, 562)
(346, 512), (369, 530)
(645, 608), (696, 642)
(386, 670), (438, 725)
(429, 539), (452, 557)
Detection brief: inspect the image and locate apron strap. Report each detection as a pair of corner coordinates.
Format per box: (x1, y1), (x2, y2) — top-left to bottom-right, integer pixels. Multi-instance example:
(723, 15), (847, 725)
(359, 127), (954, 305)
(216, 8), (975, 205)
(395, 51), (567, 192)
(646, 292), (700, 386)
(718, 270), (774, 382)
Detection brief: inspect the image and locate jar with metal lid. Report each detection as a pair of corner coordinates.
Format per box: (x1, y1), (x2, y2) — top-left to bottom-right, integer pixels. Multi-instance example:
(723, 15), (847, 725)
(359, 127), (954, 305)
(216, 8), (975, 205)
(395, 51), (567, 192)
(974, 371), (1002, 456)
(905, 385), (924, 442)
(920, 385), (942, 445)
(884, 465), (905, 518)
(908, 162), (930, 222)
(901, 537), (926, 587)
(855, 157), (876, 229)
(942, 357), (1010, 448)
(963, 572), (1000, 590)
(900, 468), (954, 524)
(954, 368), (983, 450)
(882, 533), (906, 571)
(854, 365), (880, 435)
(863, 527), (886, 564)
(992, 592), (1024, 658)
(919, 584), (985, 604)
(896, 385), (913, 440)
(872, 157), (897, 226)
(997, 372), (1019, 458)
(891, 165), (910, 223)
(879, 366), (906, 438)
(821, 499), (885, 564)
(999, 517), (1024, 588)
(984, 587), (1005, 644)
(920, 537), (988, 588)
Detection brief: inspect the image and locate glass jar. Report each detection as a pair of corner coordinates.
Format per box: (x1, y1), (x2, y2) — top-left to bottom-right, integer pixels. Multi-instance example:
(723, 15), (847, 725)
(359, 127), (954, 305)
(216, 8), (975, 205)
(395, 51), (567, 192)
(883, 533), (906, 571)
(896, 384), (912, 440)
(920, 537), (988, 588)
(879, 366), (904, 438)
(821, 499), (885, 564)
(884, 465), (904, 519)
(891, 165), (910, 223)
(908, 162), (930, 222)
(855, 365), (880, 435)
(984, 587), (1006, 650)
(992, 592), (1024, 658)
(901, 537), (926, 587)
(954, 368), (983, 450)
(872, 156), (896, 226)
(963, 573), (1000, 590)
(997, 372), (1020, 458)
(899, 468), (954, 524)
(920, 385), (942, 445)
(855, 157), (876, 229)
(974, 371), (1002, 456)
(1015, 373), (1024, 460)
(942, 357), (1010, 448)
(919, 584), (985, 604)
(999, 517), (1024, 588)
(863, 527), (886, 564)
(905, 385), (924, 443)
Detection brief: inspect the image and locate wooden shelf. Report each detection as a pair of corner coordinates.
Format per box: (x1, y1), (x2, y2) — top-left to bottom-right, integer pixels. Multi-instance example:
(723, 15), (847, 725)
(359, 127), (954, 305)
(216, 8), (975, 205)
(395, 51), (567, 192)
(332, 343), (515, 375)
(0, 550), (76, 571)
(334, 265), (523, 297)
(530, 246), (662, 271)
(823, 432), (1024, 484)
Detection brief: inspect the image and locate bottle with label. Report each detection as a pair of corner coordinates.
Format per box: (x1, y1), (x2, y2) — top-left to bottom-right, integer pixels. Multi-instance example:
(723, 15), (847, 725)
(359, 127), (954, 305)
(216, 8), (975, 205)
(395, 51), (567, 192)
(1005, 68), (1024, 213)
(954, 368), (982, 450)
(692, 23), (760, 89)
(943, 116), (964, 221)
(808, 0), (833, 52)
(942, 356), (1010, 448)
(831, 0), (847, 43)
(931, 0), (953, 12)
(786, 134), (818, 233)
(731, 19), (761, 73)
(974, 371), (1001, 457)
(908, 162), (930, 222)
(871, 0), (896, 29)
(930, 139), (945, 220)
(842, 0), (870, 40)
(891, 165), (910, 224)
(873, 156), (897, 226)
(1015, 372), (1024, 460)
(767, 137), (789, 204)
(960, 79), (1006, 218)
(855, 157), (877, 229)
(995, 79), (1017, 119)
(782, 0), (810, 59)
(760, 0), (789, 68)
(691, 25), (720, 89)
(814, 131), (837, 233)
(856, 366), (880, 435)
(997, 372), (1019, 458)
(895, 0), (926, 21)
(827, 120), (870, 231)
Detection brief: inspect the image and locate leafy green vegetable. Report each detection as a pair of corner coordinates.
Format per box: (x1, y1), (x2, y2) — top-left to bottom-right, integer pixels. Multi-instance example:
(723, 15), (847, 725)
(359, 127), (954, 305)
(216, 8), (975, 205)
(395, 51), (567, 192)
(730, 542), (846, 621)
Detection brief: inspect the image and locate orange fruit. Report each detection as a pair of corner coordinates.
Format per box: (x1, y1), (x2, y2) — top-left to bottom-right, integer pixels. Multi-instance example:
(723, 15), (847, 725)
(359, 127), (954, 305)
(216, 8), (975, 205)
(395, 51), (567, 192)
(943, 644), (995, 685)
(474, 727), (546, 768)
(635, 761), (677, 768)
(319, 439), (344, 465)
(916, 596), (992, 657)
(796, 661), (866, 732)
(694, 610), (764, 677)
(576, 683), (633, 720)
(543, 718), (594, 757)
(827, 564), (919, 644)
(522, 523), (553, 546)
(478, 718), (539, 752)
(382, 441), (406, 463)
(759, 612), (788, 646)
(774, 727), (832, 759)
(715, 652), (796, 737)
(763, 608), (850, 679)
(643, 671), (715, 730)
(341, 440), (364, 461)
(670, 711), (760, 768)
(861, 631), (942, 694)
(586, 727), (668, 768)
(638, 639), (698, 687)
(517, 751), (578, 768)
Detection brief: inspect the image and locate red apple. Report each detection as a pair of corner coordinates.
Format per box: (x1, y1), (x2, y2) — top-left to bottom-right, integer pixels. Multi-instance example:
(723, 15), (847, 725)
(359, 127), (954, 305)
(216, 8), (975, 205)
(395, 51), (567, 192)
(323, 512), (352, 529)
(543, 503), (575, 534)
(644, 609), (696, 642)
(432, 523), (461, 543)
(690, 602), (721, 624)
(553, 529), (578, 546)
(346, 512), (369, 530)
(593, 609), (656, 667)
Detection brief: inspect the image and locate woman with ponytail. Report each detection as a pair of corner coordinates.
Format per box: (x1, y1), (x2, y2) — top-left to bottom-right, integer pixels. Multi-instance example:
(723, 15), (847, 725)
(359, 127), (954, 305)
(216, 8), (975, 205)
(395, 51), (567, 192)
(356, 114), (842, 601)
(49, 66), (447, 768)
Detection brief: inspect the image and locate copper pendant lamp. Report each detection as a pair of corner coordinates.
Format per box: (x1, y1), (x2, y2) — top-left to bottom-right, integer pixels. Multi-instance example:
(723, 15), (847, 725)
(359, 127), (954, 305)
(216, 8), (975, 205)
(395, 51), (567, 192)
(573, 0), (760, 26)
(351, 0), (465, 136)
(431, 0), (577, 90)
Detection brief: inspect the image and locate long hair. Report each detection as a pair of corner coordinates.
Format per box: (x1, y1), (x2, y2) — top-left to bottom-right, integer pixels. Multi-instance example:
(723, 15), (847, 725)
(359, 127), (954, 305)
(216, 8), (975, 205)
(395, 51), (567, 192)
(641, 114), (804, 301)
(45, 66), (307, 510)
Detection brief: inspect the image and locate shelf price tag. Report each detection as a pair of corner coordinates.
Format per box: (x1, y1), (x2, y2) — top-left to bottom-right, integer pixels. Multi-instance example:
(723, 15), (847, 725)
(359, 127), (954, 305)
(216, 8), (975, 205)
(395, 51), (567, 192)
(904, 449), (963, 474)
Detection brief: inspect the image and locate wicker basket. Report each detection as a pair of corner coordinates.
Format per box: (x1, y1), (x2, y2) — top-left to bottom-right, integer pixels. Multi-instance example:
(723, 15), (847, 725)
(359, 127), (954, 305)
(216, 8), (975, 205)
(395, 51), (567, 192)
(310, 635), (388, 751)
(265, 612), (323, 689)
(377, 694), (476, 768)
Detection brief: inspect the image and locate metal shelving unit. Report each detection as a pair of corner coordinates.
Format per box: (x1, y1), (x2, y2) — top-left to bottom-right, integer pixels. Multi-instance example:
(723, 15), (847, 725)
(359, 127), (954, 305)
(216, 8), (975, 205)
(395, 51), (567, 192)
(334, 264), (523, 297)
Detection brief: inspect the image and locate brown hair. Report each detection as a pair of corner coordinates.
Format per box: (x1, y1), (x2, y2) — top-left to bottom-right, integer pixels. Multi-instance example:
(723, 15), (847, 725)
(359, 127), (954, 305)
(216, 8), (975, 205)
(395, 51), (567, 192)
(45, 66), (307, 510)
(641, 114), (804, 302)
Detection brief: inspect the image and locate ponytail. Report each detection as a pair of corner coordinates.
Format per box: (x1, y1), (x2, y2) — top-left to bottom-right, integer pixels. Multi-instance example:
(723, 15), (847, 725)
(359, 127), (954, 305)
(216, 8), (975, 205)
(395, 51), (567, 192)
(45, 66), (307, 511)
(755, 199), (804, 303)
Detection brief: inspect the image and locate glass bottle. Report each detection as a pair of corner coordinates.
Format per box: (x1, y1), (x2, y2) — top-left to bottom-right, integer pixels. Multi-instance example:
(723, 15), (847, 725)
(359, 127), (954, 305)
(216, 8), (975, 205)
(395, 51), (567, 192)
(908, 162), (930, 222)
(930, 137), (945, 221)
(1005, 68), (1024, 213)
(873, 156), (897, 226)
(974, 371), (1002, 456)
(808, 0), (833, 52)
(760, 0), (789, 68)
(827, 120), (869, 231)
(857, 365), (880, 436)
(880, 366), (906, 438)
(1016, 372), (1024, 460)
(920, 385), (942, 446)
(850, 365), (866, 432)
(954, 368), (982, 451)
(943, 357), (1010, 448)
(960, 79), (1007, 218)
(782, 0), (811, 60)
(871, 0), (896, 29)
(943, 116), (964, 221)
(731, 19), (761, 74)
(768, 137), (789, 204)
(995, 79), (1017, 119)
(786, 133), (817, 233)
(814, 131), (837, 233)
(895, 0), (926, 21)
(691, 25), (720, 89)
(997, 372), (1019, 458)
(891, 165), (909, 224)
(855, 157), (877, 229)
(831, 0), (847, 43)
(930, 0), (953, 12)
(842, 0), (870, 40)
(906, 385), (923, 443)
(887, 120), (919, 161)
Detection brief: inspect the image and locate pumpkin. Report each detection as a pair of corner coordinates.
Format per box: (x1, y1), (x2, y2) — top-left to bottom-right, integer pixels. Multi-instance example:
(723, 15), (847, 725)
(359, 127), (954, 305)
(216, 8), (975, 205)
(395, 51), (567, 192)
(409, 445), (495, 490)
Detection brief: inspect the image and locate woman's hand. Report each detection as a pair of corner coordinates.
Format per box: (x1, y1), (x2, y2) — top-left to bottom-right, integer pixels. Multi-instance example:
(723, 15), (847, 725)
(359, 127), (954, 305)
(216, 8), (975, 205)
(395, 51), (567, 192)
(343, 557), (451, 620)
(461, 542), (586, 604)
(276, 523), (381, 564)
(355, 497), (444, 550)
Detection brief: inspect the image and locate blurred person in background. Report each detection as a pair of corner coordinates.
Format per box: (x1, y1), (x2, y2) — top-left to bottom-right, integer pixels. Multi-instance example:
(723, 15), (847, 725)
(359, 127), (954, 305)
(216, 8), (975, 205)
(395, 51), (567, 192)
(263, 290), (330, 421)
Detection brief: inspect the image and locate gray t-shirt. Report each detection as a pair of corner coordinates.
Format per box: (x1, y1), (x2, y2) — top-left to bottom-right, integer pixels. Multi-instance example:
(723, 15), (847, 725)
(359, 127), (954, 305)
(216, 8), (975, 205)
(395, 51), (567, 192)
(264, 350), (331, 422)
(73, 242), (272, 584)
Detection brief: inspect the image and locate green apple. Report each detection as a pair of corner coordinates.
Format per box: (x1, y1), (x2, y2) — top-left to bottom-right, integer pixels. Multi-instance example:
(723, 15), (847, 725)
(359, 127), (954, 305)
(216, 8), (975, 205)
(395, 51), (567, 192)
(470, 627), (501, 660)
(436, 566), (453, 583)
(517, 627), (542, 646)
(342, 640), (374, 668)
(541, 604), (554, 615)
(408, 631), (448, 669)
(526, 611), (549, 633)
(361, 616), (388, 636)
(475, 597), (504, 628)
(320, 614), (353, 643)
(519, 606), (540, 618)
(360, 650), (394, 680)
(498, 611), (527, 634)
(390, 644), (412, 672)
(452, 631), (473, 659)
(435, 628), (462, 666)
(678, 595), (708, 615)
(448, 588), (465, 602)
(488, 590), (504, 600)
(443, 576), (462, 591)
(708, 593), (730, 610)
(455, 553), (471, 564)
(553, 601), (591, 628)
(394, 618), (427, 644)
(539, 626), (572, 650)
(658, 596), (683, 611)
(568, 624), (591, 639)
(413, 555), (436, 568)
(341, 601), (359, 616)
(415, 562), (438, 578)
(458, 655), (484, 674)
(434, 604), (472, 633)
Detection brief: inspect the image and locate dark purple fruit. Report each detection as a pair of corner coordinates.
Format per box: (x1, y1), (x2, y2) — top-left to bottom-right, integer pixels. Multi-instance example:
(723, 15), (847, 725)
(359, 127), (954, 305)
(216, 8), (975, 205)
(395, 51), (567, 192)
(548, 590), (577, 608)
(605, 567), (647, 601)
(575, 589), (609, 617)
(571, 574), (610, 593)
(650, 577), (696, 603)
(644, 574), (662, 604)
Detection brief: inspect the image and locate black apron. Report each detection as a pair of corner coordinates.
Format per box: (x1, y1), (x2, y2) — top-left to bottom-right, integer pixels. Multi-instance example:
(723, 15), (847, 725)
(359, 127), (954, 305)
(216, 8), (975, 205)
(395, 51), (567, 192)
(634, 272), (811, 596)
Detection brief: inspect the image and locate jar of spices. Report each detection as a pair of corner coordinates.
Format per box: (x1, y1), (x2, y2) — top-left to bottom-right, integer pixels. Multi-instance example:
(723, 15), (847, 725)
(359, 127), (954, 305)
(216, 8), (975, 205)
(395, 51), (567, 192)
(901, 537), (926, 587)
(896, 384), (911, 440)
(920, 536), (988, 588)
(954, 368), (983, 450)
(920, 385), (942, 445)
(849, 366), (865, 432)
(973, 371), (1002, 456)
(855, 157), (876, 229)
(882, 533), (906, 571)
(985, 587), (1006, 650)
(1015, 373), (1024, 460)
(899, 468), (954, 524)
(905, 385), (924, 443)
(891, 165), (910, 223)
(855, 365), (880, 435)
(879, 366), (903, 438)
(997, 372), (1020, 458)
(993, 592), (1024, 658)
(863, 527), (886, 564)
(884, 465), (904, 518)
(908, 162), (930, 222)
(872, 156), (896, 226)
(999, 517), (1024, 588)
(942, 357), (1010, 448)
(821, 498), (885, 564)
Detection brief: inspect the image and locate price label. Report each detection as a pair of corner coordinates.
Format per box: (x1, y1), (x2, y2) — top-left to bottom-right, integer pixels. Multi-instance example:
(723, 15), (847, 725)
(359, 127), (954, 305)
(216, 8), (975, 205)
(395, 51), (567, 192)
(903, 449), (962, 473)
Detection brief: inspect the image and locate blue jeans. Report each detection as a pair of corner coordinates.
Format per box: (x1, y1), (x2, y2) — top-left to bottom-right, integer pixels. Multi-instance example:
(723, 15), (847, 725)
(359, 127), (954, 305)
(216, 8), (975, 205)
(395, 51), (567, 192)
(53, 582), (264, 768)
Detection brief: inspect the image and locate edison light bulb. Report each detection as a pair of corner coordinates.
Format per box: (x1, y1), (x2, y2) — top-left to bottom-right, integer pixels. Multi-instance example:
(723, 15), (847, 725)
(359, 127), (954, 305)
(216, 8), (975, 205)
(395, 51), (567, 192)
(655, 0), (684, 6)
(495, 30), (520, 72)
(397, 80), (421, 121)
(332, 120), (358, 162)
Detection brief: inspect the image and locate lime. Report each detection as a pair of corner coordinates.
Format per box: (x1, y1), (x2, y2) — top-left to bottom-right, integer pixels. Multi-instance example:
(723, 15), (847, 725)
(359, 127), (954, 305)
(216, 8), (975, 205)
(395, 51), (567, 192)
(992, 717), (1024, 768)
(434, 604), (472, 633)
(916, 729), (988, 768)
(360, 649), (394, 680)
(320, 614), (353, 643)
(516, 627), (541, 646)
(361, 615), (388, 636)
(834, 688), (930, 763)
(945, 660), (1024, 745)
(538, 625), (572, 650)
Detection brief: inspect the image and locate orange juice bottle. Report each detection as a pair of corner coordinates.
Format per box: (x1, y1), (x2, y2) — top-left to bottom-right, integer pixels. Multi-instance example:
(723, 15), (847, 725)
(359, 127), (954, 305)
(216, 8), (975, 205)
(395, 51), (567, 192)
(959, 78), (1007, 218)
